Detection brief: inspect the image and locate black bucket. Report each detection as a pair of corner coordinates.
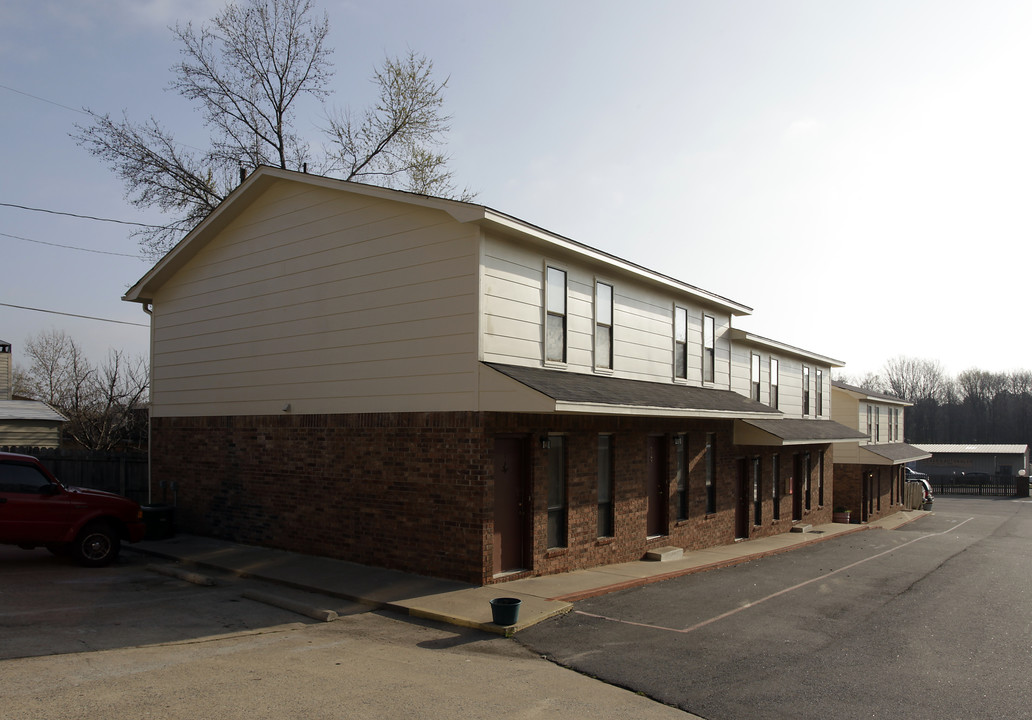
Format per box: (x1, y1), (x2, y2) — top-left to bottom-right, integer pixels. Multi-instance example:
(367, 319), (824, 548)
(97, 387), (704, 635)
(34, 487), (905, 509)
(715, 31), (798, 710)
(489, 597), (522, 626)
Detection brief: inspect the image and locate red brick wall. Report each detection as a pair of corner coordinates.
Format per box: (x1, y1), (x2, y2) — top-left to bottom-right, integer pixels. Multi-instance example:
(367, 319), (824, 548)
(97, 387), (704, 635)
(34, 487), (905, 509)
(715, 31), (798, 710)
(152, 411), (838, 585)
(833, 462), (902, 522)
(152, 412), (492, 584)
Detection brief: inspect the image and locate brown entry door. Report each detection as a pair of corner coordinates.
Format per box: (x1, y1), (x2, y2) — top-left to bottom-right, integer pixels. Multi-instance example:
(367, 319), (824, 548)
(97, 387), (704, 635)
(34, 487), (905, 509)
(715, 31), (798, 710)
(735, 458), (750, 539)
(647, 436), (668, 537)
(493, 437), (526, 574)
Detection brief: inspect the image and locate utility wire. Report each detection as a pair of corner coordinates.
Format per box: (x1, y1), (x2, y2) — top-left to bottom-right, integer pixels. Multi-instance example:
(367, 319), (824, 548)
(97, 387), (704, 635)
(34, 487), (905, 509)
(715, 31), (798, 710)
(0, 82), (91, 115)
(0, 202), (170, 230)
(0, 302), (149, 327)
(0, 231), (143, 258)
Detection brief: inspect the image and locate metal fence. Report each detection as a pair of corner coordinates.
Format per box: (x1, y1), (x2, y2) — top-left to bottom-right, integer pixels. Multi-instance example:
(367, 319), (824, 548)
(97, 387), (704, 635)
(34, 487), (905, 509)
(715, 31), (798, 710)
(0, 446), (149, 504)
(930, 474), (1016, 497)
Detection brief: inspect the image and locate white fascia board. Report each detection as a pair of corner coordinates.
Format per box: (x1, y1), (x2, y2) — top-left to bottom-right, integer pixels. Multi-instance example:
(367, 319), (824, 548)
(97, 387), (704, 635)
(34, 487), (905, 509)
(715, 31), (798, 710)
(729, 329), (844, 367)
(477, 211), (753, 317)
(554, 401), (780, 419)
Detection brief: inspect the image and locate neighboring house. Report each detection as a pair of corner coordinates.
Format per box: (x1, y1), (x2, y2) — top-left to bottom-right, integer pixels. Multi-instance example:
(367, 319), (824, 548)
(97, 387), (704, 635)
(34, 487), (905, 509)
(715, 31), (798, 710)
(123, 166), (864, 585)
(831, 381), (930, 522)
(0, 340), (67, 448)
(911, 445), (1030, 478)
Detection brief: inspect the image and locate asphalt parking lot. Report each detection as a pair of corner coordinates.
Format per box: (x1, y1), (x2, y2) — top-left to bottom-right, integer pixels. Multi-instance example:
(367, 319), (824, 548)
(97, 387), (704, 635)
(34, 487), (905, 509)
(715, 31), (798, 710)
(0, 544), (355, 659)
(517, 497), (1032, 720)
(0, 544), (692, 720)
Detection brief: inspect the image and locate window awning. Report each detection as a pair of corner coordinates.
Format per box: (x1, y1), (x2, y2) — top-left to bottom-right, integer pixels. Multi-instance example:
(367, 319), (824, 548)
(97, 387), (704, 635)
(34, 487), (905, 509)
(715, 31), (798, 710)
(483, 363), (783, 419)
(734, 418), (870, 447)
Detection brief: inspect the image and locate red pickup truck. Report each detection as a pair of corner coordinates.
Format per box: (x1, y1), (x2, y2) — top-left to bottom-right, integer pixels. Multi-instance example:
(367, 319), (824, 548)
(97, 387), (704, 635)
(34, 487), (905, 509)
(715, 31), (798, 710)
(0, 451), (145, 566)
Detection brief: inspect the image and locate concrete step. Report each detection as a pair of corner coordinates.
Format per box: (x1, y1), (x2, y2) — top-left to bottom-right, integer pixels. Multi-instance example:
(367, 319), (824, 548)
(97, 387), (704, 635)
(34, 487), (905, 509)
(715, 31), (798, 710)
(790, 524), (813, 534)
(645, 546), (684, 562)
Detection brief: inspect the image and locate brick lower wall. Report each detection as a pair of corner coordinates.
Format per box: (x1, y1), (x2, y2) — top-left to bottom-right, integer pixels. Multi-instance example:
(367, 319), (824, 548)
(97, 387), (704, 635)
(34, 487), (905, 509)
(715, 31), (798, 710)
(833, 462), (902, 522)
(152, 412), (837, 585)
(151, 412), (491, 584)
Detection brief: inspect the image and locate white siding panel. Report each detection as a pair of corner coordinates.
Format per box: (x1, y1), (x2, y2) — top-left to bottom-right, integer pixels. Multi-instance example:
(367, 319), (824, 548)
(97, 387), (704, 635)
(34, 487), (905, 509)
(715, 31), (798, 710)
(149, 182), (479, 417)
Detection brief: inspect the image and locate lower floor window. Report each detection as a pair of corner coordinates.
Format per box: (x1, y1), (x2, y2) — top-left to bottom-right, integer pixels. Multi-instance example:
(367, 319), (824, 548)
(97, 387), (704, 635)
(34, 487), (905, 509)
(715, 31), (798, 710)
(547, 436), (567, 548)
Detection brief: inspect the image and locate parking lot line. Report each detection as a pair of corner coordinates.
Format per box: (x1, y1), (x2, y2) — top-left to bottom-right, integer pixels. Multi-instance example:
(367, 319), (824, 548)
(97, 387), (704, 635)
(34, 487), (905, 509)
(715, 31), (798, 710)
(574, 517), (974, 635)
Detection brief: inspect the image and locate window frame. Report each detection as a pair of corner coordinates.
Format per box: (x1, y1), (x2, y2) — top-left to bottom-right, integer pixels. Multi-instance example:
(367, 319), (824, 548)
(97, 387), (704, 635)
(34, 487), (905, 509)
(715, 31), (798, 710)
(594, 280), (614, 371)
(769, 358), (779, 409)
(815, 369), (824, 416)
(546, 435), (567, 548)
(545, 266), (568, 365)
(702, 314), (715, 383)
(675, 435), (688, 521)
(802, 366), (811, 416)
(597, 435), (615, 538)
(705, 433), (717, 515)
(674, 306), (688, 380)
(750, 353), (762, 402)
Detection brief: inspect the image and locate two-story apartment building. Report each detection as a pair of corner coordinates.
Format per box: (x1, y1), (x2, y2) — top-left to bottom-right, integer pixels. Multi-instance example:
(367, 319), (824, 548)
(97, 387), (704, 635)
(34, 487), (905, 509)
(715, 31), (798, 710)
(123, 166), (864, 584)
(831, 381), (930, 522)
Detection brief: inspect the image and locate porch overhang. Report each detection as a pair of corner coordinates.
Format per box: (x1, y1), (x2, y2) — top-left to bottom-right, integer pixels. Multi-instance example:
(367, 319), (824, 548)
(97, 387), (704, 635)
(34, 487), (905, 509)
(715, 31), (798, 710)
(734, 418), (870, 447)
(481, 363), (783, 419)
(857, 443), (932, 466)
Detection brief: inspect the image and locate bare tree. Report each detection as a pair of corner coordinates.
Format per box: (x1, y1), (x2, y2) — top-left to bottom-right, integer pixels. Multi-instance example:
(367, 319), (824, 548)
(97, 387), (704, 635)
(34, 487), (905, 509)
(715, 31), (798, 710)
(882, 356), (948, 403)
(74, 0), (470, 258)
(14, 330), (149, 451)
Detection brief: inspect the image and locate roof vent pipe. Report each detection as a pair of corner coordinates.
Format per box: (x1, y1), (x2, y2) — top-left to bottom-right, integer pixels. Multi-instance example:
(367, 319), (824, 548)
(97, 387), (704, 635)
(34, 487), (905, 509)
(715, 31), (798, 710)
(239, 165), (246, 184)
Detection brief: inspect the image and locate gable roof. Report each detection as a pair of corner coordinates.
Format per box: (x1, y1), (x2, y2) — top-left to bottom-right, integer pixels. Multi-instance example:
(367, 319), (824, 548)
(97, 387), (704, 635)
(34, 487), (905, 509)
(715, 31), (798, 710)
(729, 329), (845, 368)
(831, 380), (910, 406)
(484, 362), (780, 419)
(0, 400), (67, 423)
(122, 166), (752, 316)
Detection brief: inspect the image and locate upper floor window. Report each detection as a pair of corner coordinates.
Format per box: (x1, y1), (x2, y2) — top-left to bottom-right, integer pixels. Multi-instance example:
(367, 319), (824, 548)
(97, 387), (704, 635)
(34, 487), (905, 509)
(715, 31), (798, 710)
(545, 267), (567, 363)
(875, 407), (881, 442)
(802, 366), (811, 415)
(595, 281), (613, 370)
(750, 354), (761, 402)
(703, 315), (715, 383)
(769, 358), (779, 409)
(674, 306), (688, 380)
(866, 405), (873, 440)
(815, 369), (824, 416)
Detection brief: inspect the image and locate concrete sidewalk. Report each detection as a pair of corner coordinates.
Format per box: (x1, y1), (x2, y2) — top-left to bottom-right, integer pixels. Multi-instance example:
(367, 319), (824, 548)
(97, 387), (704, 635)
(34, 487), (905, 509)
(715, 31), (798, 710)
(127, 509), (929, 637)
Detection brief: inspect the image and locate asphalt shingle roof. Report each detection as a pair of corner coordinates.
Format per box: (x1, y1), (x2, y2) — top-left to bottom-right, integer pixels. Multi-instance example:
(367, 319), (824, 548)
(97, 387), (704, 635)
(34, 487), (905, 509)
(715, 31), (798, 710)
(484, 362), (781, 417)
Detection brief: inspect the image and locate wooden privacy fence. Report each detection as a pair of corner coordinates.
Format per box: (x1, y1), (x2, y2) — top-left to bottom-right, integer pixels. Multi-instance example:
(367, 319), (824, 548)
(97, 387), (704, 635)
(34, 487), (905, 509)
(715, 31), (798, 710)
(930, 474), (1017, 497)
(0, 446), (149, 504)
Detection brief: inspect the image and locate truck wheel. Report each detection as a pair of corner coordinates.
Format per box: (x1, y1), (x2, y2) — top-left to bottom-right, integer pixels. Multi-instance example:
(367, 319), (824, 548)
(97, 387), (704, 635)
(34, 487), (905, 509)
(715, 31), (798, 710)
(73, 523), (121, 567)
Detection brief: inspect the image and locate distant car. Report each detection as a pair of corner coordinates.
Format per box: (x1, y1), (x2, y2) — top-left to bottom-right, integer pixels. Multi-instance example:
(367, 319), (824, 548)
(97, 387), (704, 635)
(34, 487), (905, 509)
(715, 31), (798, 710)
(0, 451), (145, 566)
(904, 467), (934, 503)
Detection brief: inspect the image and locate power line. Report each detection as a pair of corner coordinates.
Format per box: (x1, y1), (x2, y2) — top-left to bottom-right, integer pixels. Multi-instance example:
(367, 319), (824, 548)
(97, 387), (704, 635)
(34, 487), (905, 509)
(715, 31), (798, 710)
(0, 231), (143, 258)
(0, 82), (91, 115)
(0, 302), (149, 328)
(0, 202), (170, 229)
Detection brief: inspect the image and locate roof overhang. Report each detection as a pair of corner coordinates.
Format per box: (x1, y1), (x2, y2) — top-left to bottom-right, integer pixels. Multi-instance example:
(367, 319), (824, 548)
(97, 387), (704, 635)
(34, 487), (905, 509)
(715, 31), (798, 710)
(729, 329), (845, 367)
(858, 443), (932, 466)
(734, 418), (870, 447)
(483, 363), (782, 419)
(123, 166), (753, 317)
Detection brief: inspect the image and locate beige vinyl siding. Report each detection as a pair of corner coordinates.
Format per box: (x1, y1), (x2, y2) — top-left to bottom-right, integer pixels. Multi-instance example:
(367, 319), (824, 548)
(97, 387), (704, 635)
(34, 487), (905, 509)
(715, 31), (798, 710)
(831, 386), (859, 428)
(729, 342), (755, 400)
(0, 421), (61, 448)
(481, 233), (727, 384)
(149, 182), (479, 417)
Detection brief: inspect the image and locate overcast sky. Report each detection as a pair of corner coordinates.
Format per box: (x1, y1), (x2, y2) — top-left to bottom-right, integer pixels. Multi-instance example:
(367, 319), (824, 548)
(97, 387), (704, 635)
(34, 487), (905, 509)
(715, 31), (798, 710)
(2, 0), (1030, 381)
